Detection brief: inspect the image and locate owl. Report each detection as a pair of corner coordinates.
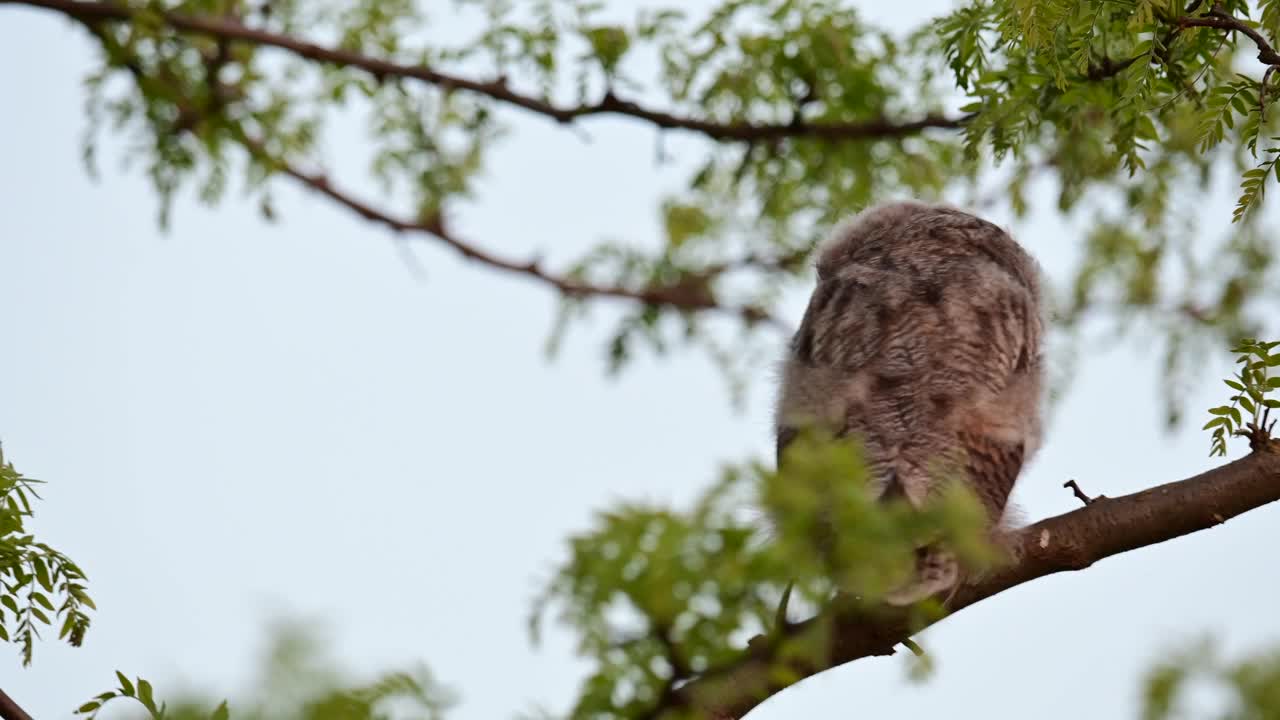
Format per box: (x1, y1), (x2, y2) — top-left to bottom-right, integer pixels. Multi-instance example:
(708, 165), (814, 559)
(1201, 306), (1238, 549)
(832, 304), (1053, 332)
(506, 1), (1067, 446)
(774, 200), (1045, 606)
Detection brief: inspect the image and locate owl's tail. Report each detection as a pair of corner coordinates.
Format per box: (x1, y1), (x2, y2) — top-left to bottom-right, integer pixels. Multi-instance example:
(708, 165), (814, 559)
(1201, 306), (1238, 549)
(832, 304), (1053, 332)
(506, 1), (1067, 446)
(883, 545), (960, 606)
(876, 467), (962, 605)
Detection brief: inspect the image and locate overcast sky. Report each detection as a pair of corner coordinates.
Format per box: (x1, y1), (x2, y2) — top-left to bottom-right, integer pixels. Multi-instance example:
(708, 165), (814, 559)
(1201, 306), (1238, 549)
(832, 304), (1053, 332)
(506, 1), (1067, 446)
(2, 2), (1278, 719)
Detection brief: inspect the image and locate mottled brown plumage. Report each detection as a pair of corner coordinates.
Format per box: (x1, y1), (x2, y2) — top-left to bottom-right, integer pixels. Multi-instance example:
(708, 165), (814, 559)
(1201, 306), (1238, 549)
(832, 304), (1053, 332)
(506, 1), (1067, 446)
(775, 201), (1045, 605)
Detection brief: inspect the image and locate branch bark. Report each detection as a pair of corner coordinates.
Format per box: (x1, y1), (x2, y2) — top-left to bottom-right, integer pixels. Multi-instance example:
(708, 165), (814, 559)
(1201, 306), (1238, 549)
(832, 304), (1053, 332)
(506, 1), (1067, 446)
(665, 444), (1280, 720)
(2, 0), (969, 143)
(256, 140), (779, 327)
(0, 689), (34, 720)
(1180, 9), (1280, 66)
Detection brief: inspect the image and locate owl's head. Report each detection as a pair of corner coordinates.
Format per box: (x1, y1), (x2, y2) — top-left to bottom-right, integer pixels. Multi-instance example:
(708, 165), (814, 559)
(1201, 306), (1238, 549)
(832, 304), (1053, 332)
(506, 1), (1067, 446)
(815, 200), (934, 280)
(814, 200), (1042, 299)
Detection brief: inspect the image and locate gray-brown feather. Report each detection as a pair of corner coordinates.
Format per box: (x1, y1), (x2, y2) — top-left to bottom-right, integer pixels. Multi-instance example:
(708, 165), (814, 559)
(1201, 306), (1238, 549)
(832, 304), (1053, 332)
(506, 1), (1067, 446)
(774, 200), (1045, 603)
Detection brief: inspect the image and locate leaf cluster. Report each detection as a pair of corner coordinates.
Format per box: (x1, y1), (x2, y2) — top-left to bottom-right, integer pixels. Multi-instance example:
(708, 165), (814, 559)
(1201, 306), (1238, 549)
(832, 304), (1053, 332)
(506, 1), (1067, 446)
(0, 445), (94, 666)
(529, 431), (996, 719)
(76, 624), (454, 720)
(1204, 337), (1280, 455)
(1143, 638), (1280, 719)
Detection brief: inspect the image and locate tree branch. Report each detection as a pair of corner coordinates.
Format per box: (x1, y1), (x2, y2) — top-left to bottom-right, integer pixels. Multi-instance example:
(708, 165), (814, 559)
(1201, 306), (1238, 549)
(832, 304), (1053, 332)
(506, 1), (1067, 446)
(0, 689), (34, 720)
(3, 0), (969, 143)
(664, 444), (1280, 720)
(1179, 8), (1280, 66)
(248, 134), (778, 326)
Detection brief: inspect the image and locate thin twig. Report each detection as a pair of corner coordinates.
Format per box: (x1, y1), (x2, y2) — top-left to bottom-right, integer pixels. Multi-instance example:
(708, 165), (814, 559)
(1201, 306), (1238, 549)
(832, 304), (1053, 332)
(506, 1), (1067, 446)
(1063, 479), (1100, 506)
(1241, 406), (1276, 451)
(254, 138), (780, 326)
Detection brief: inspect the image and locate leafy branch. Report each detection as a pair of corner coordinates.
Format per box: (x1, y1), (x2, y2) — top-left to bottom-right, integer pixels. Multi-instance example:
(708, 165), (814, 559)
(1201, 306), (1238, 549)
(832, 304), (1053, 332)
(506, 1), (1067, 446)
(0, 446), (94, 667)
(1204, 338), (1280, 455)
(3, 0), (969, 144)
(73, 627), (454, 720)
(76, 673), (175, 720)
(69, 4), (784, 330)
(532, 395), (1280, 719)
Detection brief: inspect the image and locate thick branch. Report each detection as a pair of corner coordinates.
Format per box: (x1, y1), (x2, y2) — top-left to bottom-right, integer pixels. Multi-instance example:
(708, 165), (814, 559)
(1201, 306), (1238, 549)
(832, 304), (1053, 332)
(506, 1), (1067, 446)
(669, 445), (1280, 720)
(4, 0), (969, 143)
(0, 690), (34, 720)
(1180, 10), (1280, 66)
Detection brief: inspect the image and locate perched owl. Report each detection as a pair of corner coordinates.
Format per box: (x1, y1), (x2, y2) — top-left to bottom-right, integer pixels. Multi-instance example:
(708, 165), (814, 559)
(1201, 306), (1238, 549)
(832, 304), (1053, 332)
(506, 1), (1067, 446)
(774, 200), (1044, 606)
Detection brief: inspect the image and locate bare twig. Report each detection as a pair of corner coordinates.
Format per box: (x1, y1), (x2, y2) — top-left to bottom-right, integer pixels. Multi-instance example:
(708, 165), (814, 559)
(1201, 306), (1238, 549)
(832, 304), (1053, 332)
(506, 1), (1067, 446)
(1063, 479), (1101, 506)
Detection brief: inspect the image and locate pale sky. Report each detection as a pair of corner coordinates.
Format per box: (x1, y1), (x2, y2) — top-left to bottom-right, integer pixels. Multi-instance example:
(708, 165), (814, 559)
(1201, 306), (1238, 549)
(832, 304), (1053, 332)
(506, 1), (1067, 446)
(2, 2), (1278, 719)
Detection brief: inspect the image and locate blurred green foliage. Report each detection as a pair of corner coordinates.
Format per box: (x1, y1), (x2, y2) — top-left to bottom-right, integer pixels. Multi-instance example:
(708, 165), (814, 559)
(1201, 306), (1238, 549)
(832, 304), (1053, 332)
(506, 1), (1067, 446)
(74, 623), (453, 720)
(0, 445), (94, 666)
(530, 432), (996, 718)
(1143, 638), (1280, 720)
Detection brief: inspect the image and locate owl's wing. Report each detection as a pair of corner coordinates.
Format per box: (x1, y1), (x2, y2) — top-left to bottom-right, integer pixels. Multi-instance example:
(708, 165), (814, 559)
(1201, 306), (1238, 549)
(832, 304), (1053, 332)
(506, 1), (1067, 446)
(787, 274), (887, 371)
(775, 272), (889, 469)
(958, 428), (1026, 522)
(779, 265), (1041, 500)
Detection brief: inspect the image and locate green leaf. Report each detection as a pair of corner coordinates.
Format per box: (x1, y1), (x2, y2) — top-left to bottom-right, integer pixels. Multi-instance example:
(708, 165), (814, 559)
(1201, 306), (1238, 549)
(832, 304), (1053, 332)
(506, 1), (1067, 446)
(32, 557), (51, 592)
(116, 671), (135, 697)
(138, 678), (155, 711)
